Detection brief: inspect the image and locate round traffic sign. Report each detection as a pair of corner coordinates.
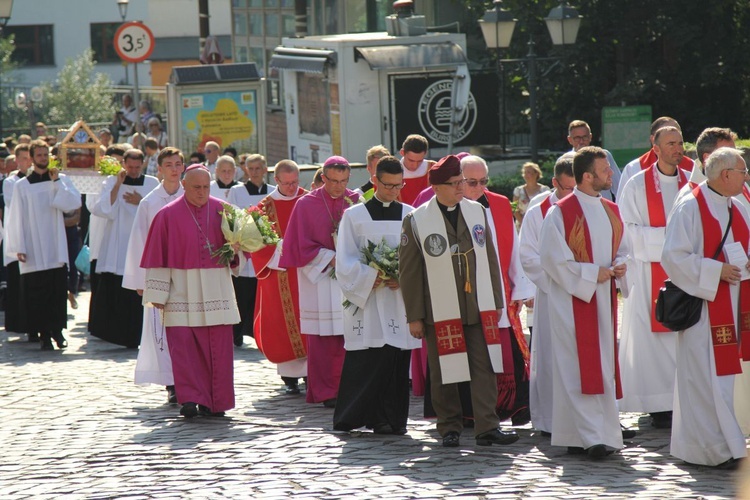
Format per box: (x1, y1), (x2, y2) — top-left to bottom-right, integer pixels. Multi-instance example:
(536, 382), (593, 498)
(114, 21), (155, 63)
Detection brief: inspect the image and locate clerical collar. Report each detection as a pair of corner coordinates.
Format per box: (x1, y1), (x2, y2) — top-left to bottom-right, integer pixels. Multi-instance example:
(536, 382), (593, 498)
(217, 179), (237, 189)
(373, 193), (392, 207)
(437, 199), (460, 229)
(123, 174), (145, 186)
(365, 194), (402, 221)
(17, 171), (26, 179)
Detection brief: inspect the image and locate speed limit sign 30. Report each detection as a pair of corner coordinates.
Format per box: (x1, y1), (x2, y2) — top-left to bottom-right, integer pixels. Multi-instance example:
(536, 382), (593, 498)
(114, 21), (155, 63)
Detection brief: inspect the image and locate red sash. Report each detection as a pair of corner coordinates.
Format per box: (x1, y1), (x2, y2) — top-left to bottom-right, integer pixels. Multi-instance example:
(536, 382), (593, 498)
(644, 164), (688, 332)
(486, 192), (530, 375)
(540, 194), (553, 219)
(558, 194), (624, 397)
(639, 148), (694, 172)
(743, 185), (750, 205)
(693, 187), (750, 376)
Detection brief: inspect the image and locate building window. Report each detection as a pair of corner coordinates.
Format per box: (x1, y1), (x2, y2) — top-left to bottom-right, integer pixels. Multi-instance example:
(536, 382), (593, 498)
(90, 23), (121, 63)
(6, 25), (54, 66)
(297, 72), (330, 138)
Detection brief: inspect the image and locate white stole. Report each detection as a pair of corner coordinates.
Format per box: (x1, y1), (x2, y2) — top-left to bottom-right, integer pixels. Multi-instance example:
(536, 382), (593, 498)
(412, 198), (502, 383)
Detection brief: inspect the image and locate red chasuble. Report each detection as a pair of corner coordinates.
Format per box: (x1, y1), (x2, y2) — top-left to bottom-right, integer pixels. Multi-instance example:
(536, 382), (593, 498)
(644, 164), (688, 332)
(639, 148), (694, 172)
(251, 188), (308, 364)
(557, 194), (624, 398)
(693, 187), (750, 376)
(398, 173), (430, 206)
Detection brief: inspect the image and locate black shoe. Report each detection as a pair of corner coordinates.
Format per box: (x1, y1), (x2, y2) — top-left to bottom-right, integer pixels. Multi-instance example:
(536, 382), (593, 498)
(284, 383), (300, 395)
(322, 398), (337, 408)
(587, 444), (610, 459)
(51, 332), (68, 349)
(475, 428), (520, 446)
(198, 404), (225, 417)
(443, 431), (460, 447)
(166, 386), (177, 404)
(372, 423), (394, 435)
(621, 426), (637, 439)
(392, 427), (408, 436)
(540, 431), (552, 438)
(40, 336), (54, 351)
(27, 332), (39, 343)
(180, 402), (199, 418)
(715, 457), (743, 470)
(233, 332), (243, 347)
(510, 406), (531, 426)
(567, 446), (586, 455)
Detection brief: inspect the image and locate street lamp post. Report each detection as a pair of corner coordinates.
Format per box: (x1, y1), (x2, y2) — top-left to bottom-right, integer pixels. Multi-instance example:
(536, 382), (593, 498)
(480, 0), (581, 161)
(0, 0), (14, 140)
(117, 0), (129, 85)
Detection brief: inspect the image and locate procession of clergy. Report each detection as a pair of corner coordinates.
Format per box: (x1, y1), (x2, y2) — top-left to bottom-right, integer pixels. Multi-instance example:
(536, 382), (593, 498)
(7, 116), (749, 470)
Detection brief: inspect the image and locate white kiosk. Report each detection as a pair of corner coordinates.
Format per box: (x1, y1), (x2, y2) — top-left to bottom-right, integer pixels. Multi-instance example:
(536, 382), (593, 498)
(271, 30), (498, 166)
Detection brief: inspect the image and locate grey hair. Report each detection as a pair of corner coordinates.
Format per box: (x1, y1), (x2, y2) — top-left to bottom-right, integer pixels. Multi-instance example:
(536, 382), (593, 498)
(459, 155), (488, 174)
(216, 155), (236, 169)
(705, 147), (744, 180)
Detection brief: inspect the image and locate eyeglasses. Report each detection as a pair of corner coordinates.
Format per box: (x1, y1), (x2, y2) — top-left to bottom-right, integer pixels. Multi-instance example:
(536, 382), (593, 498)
(205, 149), (214, 153)
(464, 178), (489, 187)
(440, 179), (467, 188)
(569, 134), (592, 142)
(377, 178), (406, 190)
(276, 180), (299, 187)
(323, 176), (349, 186)
(730, 168), (749, 175)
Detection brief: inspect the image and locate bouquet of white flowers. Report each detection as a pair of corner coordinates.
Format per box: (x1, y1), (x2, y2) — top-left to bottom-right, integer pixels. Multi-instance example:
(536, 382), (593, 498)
(213, 203), (280, 266)
(342, 237), (399, 312)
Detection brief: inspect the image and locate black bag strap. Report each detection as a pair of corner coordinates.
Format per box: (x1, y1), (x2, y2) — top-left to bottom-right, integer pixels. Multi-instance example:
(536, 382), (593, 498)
(713, 204), (733, 260)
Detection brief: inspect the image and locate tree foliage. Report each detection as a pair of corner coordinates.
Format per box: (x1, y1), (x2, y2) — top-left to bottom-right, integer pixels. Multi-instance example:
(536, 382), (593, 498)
(460, 0), (750, 149)
(42, 49), (116, 125)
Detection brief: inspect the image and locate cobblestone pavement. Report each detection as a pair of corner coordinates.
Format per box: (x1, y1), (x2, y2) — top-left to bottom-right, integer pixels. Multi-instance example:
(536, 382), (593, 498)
(0, 291), (744, 499)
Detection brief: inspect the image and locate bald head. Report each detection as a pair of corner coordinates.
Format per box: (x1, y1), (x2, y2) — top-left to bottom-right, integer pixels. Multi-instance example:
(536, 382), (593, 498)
(182, 166), (211, 206)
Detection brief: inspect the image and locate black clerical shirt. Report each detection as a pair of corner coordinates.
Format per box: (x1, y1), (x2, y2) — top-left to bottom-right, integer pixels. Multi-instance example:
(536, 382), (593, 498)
(123, 175), (145, 186)
(365, 195), (402, 221)
(437, 199), (460, 230)
(217, 179), (238, 189)
(27, 171), (51, 184)
(245, 181), (268, 196)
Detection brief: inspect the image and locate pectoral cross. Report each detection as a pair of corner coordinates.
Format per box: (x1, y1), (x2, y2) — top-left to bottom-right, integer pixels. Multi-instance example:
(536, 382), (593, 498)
(716, 326), (734, 344)
(388, 319), (399, 335)
(438, 325), (463, 351)
(352, 320), (363, 336)
(204, 239), (214, 254)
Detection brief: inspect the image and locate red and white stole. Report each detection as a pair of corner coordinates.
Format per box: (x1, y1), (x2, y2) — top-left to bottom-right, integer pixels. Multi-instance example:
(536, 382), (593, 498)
(693, 187), (750, 376)
(412, 198), (502, 384)
(557, 194), (624, 397)
(644, 164), (688, 332)
(639, 148), (694, 172)
(486, 192), (530, 378)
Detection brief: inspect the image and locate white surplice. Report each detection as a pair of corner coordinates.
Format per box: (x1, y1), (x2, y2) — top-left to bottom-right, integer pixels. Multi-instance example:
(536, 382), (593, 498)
(336, 202), (421, 351)
(94, 175), (159, 275)
(539, 188), (631, 450)
(5, 174), (81, 274)
(123, 183), (184, 386)
(519, 190), (560, 433)
(3, 173), (24, 266)
(85, 193), (107, 264)
(296, 247), (343, 336)
(617, 167), (686, 412)
(210, 181), (236, 201)
(662, 183), (749, 466)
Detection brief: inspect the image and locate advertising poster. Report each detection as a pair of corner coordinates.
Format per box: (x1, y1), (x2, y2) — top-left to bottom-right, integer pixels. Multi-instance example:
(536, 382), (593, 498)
(180, 90), (260, 154)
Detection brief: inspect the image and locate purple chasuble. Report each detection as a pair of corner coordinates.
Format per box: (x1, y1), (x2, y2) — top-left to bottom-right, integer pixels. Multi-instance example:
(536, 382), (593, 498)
(279, 187), (359, 268)
(141, 195), (227, 269)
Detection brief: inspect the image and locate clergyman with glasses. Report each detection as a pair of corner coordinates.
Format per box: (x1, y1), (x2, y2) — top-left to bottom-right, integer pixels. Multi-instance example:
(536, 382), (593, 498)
(280, 156), (361, 409)
(567, 119), (621, 201)
(333, 155), (421, 434)
(399, 154), (519, 448)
